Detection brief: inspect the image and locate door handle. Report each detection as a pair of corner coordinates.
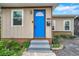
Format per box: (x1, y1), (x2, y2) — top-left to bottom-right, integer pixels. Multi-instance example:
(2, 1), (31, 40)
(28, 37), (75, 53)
(32, 21), (34, 23)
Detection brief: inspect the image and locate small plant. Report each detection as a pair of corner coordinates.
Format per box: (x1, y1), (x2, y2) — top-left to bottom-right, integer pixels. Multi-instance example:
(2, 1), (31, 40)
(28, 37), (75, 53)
(52, 36), (61, 48)
(59, 35), (76, 39)
(53, 36), (60, 44)
(60, 35), (67, 39)
(67, 35), (76, 39)
(52, 44), (60, 48)
(22, 41), (30, 48)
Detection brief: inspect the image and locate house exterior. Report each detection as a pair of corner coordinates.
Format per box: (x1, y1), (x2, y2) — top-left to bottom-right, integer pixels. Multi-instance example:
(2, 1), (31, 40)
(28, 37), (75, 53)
(52, 15), (75, 36)
(74, 16), (79, 36)
(0, 3), (57, 44)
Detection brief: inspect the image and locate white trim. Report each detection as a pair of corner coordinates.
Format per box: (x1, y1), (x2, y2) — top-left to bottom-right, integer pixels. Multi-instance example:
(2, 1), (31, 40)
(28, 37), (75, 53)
(52, 20), (56, 31)
(52, 30), (72, 31)
(11, 9), (24, 27)
(64, 20), (71, 31)
(72, 18), (74, 35)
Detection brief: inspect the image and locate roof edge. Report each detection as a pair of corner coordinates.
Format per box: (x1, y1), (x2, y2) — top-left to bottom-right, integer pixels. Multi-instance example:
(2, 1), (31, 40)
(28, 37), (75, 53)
(52, 15), (77, 18)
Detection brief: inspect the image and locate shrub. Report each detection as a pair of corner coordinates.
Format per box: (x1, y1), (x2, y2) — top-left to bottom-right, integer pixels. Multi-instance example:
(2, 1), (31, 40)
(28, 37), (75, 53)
(67, 35), (76, 39)
(60, 35), (67, 39)
(6, 40), (21, 51)
(0, 40), (7, 49)
(54, 35), (61, 39)
(52, 44), (60, 48)
(59, 35), (76, 39)
(0, 49), (15, 56)
(52, 36), (61, 48)
(53, 36), (60, 44)
(0, 40), (25, 56)
(22, 41), (30, 48)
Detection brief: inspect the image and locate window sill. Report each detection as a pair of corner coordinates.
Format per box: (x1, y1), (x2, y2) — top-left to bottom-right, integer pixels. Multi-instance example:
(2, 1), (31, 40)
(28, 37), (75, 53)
(11, 25), (23, 27)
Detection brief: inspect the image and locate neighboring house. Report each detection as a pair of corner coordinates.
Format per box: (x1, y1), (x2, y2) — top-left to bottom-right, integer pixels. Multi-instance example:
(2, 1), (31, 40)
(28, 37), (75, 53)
(52, 15), (75, 36)
(0, 3), (57, 44)
(74, 16), (79, 36)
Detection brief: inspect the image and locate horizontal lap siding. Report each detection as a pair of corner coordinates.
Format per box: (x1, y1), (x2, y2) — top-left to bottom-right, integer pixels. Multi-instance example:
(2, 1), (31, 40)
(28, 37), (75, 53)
(52, 17), (74, 36)
(1, 8), (52, 38)
(1, 8), (33, 38)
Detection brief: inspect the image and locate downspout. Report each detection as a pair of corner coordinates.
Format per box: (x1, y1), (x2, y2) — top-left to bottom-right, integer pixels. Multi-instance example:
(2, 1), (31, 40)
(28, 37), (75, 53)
(51, 4), (58, 41)
(50, 5), (58, 49)
(0, 6), (1, 39)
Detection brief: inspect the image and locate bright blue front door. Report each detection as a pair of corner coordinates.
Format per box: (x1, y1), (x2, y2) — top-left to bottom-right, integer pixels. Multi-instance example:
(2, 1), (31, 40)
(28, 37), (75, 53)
(34, 10), (45, 38)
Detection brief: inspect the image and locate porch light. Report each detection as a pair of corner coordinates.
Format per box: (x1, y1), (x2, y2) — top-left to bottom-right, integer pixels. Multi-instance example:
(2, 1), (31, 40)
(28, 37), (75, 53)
(30, 10), (32, 14)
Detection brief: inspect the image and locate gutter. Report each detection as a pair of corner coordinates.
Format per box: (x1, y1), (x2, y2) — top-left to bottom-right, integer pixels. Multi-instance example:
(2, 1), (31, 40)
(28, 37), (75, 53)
(0, 6), (1, 17)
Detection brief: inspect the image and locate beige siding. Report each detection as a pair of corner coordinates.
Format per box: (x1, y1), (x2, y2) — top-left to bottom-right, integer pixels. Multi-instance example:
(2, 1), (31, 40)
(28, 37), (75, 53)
(52, 17), (74, 35)
(1, 8), (52, 38)
(46, 8), (52, 38)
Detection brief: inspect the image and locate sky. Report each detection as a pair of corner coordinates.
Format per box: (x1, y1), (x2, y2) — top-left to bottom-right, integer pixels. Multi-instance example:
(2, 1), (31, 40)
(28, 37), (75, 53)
(53, 3), (79, 15)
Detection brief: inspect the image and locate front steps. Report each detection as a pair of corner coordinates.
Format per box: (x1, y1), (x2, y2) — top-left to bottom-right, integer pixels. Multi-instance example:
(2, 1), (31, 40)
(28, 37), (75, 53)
(28, 40), (51, 51)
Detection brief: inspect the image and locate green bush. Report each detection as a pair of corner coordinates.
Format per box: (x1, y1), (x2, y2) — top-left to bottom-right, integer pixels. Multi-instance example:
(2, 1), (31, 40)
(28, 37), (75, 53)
(0, 40), (25, 56)
(52, 35), (61, 48)
(53, 36), (60, 44)
(59, 35), (76, 39)
(54, 35), (76, 39)
(54, 35), (61, 39)
(22, 41), (30, 48)
(52, 44), (60, 48)
(67, 35), (76, 39)
(6, 40), (21, 51)
(60, 35), (67, 38)
(0, 40), (7, 49)
(0, 49), (15, 56)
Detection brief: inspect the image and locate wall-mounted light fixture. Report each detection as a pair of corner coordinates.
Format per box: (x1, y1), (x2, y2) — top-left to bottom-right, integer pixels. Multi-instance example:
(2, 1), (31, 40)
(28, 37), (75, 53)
(30, 10), (32, 14)
(47, 20), (51, 26)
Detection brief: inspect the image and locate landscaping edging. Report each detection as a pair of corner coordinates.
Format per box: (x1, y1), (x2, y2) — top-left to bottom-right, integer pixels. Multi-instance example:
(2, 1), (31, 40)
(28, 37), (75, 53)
(52, 44), (64, 50)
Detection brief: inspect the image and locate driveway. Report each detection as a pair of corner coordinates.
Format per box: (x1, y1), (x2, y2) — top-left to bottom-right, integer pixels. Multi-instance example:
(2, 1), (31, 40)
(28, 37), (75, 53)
(53, 38), (79, 56)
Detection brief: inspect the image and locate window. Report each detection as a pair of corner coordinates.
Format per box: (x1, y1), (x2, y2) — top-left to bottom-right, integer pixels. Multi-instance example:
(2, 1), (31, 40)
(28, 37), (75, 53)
(36, 12), (44, 16)
(64, 20), (71, 31)
(11, 10), (23, 26)
(52, 20), (56, 30)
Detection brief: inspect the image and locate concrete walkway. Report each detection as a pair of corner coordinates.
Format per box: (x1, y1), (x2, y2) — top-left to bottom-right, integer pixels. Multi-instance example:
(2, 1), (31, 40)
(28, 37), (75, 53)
(22, 50), (56, 56)
(22, 40), (56, 56)
(53, 38), (79, 56)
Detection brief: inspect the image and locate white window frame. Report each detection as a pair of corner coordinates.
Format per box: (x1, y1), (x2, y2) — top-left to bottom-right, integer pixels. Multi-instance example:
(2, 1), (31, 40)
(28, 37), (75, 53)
(11, 9), (24, 27)
(64, 20), (71, 31)
(52, 20), (56, 31)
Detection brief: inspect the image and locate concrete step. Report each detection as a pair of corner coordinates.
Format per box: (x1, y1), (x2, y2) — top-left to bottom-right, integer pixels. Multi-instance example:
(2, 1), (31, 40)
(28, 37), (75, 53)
(30, 40), (49, 44)
(28, 40), (50, 51)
